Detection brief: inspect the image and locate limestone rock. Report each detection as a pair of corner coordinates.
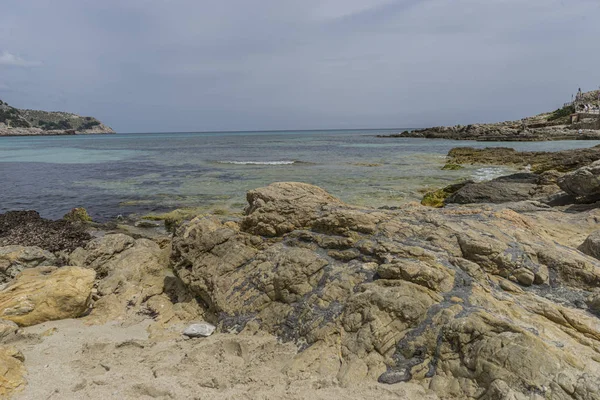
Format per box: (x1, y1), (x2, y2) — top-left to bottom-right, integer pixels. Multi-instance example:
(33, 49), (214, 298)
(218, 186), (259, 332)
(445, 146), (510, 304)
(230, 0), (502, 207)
(558, 160), (600, 199)
(0, 345), (26, 398)
(241, 182), (344, 236)
(69, 234), (203, 326)
(183, 322), (216, 338)
(170, 182), (600, 399)
(0, 266), (94, 326)
(0, 245), (57, 283)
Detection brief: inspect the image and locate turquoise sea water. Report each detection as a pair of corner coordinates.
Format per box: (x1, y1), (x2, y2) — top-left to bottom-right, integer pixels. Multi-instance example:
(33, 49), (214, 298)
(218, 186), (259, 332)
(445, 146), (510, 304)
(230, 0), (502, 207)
(1, 129), (599, 220)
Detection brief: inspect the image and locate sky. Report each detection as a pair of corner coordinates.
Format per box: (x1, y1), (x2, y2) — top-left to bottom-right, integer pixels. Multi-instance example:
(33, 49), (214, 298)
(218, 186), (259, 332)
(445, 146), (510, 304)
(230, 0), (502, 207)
(1, 0), (599, 133)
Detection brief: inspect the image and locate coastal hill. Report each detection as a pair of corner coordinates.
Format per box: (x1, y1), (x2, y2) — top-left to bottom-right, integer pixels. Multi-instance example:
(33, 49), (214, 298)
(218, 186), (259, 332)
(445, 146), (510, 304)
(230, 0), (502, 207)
(0, 99), (114, 136)
(383, 88), (600, 141)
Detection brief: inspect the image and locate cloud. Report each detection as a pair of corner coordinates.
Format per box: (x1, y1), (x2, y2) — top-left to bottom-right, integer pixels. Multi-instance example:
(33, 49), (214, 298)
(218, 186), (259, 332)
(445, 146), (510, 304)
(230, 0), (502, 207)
(0, 0), (599, 132)
(0, 51), (42, 67)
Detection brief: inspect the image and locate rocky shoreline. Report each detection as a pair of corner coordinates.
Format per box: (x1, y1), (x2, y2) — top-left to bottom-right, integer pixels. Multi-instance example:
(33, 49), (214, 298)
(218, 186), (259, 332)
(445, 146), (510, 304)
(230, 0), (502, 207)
(379, 91), (600, 141)
(380, 124), (600, 141)
(3, 151), (600, 398)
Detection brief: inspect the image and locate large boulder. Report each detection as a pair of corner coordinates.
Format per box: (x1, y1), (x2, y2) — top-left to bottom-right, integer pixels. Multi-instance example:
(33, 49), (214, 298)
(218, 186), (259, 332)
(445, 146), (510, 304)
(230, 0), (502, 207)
(0, 245), (57, 283)
(0, 266), (94, 326)
(0, 345), (26, 398)
(171, 182), (600, 399)
(558, 160), (600, 199)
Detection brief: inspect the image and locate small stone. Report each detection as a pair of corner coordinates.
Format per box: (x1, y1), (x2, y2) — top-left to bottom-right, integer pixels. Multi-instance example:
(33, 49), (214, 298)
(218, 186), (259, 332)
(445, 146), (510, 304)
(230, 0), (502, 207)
(183, 322), (216, 338)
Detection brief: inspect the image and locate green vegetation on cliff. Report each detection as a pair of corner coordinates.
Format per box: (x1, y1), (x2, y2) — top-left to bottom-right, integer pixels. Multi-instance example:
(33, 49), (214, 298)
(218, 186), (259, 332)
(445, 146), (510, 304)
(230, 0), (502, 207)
(0, 99), (113, 133)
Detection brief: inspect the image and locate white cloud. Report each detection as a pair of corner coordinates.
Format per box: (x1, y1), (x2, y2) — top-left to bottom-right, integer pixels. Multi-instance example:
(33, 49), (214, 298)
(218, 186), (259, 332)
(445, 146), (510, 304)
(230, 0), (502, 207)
(0, 51), (41, 67)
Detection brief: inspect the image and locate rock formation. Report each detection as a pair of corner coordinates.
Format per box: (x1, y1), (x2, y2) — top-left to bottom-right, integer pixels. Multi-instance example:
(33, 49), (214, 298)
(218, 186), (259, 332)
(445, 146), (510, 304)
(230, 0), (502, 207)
(4, 175), (600, 398)
(171, 181), (600, 399)
(68, 233), (203, 326)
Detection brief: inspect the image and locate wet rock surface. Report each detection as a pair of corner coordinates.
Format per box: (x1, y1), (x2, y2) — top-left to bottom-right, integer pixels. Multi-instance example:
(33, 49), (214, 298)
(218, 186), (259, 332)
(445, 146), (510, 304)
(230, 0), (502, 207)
(0, 211), (91, 253)
(446, 145), (600, 173)
(445, 172), (561, 205)
(171, 182), (600, 399)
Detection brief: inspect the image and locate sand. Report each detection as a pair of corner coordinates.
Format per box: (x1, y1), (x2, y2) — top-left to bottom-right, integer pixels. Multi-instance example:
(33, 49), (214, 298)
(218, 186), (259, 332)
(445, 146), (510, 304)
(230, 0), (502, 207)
(9, 318), (438, 400)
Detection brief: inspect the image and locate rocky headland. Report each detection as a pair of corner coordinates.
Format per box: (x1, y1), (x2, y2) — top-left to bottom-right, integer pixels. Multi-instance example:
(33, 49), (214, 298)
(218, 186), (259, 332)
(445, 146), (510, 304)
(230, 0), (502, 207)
(0, 99), (114, 136)
(4, 150), (600, 398)
(380, 89), (600, 141)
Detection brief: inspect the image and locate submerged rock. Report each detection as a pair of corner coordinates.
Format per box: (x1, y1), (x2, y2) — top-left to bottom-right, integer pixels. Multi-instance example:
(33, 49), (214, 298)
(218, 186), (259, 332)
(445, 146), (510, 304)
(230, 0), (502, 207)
(0, 266), (95, 327)
(171, 182), (600, 399)
(421, 181), (471, 208)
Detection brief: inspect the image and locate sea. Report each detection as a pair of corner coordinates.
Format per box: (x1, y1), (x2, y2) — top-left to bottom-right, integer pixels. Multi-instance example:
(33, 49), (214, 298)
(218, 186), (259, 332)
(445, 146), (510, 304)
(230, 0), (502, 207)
(1, 129), (599, 221)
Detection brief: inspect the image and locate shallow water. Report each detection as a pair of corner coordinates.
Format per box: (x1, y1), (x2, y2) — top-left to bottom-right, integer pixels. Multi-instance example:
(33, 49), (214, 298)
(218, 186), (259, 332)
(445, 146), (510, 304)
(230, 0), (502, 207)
(1, 129), (599, 220)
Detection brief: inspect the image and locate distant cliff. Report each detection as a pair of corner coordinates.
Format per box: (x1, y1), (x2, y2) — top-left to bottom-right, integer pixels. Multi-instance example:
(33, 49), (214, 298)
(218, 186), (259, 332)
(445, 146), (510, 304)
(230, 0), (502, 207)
(0, 99), (115, 136)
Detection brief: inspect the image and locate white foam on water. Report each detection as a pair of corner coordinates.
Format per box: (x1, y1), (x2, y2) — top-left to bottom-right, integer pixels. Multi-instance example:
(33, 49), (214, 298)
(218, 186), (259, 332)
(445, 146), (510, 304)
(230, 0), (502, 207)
(472, 167), (508, 182)
(217, 160), (297, 165)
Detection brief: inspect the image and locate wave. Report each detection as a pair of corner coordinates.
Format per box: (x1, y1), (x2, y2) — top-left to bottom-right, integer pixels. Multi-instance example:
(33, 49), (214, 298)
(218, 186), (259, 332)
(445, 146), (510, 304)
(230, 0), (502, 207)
(472, 167), (507, 182)
(216, 160), (300, 165)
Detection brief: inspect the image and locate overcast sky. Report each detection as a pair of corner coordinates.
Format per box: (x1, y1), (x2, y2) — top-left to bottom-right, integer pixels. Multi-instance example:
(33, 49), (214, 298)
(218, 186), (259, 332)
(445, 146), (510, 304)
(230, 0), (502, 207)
(1, 0), (599, 133)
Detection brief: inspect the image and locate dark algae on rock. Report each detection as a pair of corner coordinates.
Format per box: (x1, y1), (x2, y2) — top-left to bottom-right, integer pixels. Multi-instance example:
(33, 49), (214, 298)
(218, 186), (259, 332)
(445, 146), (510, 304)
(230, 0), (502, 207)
(0, 211), (91, 252)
